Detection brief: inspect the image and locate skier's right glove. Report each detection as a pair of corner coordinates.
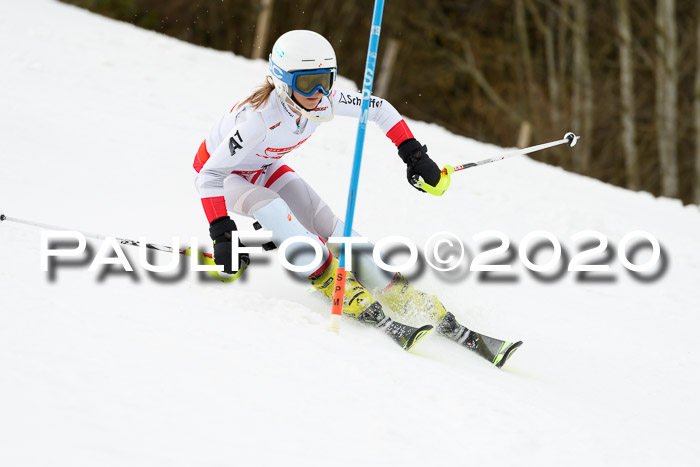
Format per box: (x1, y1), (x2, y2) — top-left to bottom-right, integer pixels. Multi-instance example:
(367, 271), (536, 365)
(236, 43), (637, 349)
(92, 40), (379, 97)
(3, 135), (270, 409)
(397, 138), (442, 192)
(209, 216), (249, 273)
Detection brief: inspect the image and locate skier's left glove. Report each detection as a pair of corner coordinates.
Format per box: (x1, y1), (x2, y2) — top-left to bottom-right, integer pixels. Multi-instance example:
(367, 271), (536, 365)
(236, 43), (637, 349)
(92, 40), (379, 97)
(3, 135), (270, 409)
(397, 138), (441, 192)
(209, 216), (249, 273)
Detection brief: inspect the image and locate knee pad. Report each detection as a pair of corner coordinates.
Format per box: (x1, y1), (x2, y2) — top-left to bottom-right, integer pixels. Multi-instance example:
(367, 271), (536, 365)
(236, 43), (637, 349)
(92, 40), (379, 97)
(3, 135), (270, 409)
(253, 198), (330, 277)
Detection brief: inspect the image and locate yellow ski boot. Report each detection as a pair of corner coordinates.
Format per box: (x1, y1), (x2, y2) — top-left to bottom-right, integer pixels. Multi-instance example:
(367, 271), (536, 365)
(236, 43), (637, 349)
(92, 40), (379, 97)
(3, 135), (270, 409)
(378, 272), (449, 324)
(309, 256), (375, 320)
(309, 258), (433, 350)
(380, 273), (522, 367)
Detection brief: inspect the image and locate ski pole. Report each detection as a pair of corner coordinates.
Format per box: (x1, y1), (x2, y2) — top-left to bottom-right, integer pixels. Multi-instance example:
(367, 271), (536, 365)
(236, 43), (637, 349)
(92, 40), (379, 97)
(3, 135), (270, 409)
(417, 132), (580, 196)
(0, 212), (246, 282)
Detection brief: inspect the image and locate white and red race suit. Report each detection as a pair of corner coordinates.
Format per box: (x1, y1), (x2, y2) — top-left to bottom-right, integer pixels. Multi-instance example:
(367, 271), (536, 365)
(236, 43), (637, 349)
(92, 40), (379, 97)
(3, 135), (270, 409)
(193, 88), (415, 224)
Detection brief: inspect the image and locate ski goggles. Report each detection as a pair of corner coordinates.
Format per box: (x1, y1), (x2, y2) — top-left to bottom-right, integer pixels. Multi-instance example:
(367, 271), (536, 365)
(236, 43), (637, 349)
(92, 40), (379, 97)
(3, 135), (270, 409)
(270, 60), (336, 97)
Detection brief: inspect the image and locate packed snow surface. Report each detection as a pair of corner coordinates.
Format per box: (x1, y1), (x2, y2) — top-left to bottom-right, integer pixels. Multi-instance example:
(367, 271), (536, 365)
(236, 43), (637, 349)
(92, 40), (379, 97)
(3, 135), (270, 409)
(1, 1), (699, 465)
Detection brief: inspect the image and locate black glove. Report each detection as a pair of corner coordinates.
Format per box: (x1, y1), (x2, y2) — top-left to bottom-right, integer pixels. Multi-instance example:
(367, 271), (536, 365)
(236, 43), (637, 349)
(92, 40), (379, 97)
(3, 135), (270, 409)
(209, 216), (249, 273)
(397, 138), (441, 192)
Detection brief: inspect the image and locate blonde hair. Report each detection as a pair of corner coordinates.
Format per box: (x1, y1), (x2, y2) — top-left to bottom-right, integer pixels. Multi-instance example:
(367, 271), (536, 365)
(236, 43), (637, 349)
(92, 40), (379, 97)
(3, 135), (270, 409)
(239, 76), (276, 109)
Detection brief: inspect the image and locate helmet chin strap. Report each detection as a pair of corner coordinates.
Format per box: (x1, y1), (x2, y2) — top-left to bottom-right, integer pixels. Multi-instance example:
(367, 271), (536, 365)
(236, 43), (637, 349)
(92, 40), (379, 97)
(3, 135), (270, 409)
(283, 86), (335, 123)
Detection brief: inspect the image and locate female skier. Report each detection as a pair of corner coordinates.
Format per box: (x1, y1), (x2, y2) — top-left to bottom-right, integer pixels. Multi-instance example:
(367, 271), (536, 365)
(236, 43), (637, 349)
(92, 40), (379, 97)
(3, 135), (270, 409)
(193, 30), (520, 363)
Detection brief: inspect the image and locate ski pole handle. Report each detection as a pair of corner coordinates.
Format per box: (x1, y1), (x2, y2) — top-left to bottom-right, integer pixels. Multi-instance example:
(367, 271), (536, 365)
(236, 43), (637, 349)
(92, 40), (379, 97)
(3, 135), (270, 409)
(413, 165), (454, 196)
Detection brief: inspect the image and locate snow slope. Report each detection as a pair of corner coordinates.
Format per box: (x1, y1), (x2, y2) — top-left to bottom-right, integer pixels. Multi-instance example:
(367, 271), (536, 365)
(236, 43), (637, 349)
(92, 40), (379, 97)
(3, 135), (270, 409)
(1, 1), (699, 465)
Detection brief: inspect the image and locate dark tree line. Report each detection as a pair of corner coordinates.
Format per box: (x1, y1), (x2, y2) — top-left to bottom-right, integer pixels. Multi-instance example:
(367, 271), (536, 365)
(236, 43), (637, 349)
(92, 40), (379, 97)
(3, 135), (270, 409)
(61, 0), (700, 205)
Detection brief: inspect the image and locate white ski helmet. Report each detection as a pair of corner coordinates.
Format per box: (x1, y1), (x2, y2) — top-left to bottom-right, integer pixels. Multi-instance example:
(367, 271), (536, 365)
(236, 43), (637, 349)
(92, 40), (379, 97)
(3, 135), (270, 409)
(268, 30), (337, 122)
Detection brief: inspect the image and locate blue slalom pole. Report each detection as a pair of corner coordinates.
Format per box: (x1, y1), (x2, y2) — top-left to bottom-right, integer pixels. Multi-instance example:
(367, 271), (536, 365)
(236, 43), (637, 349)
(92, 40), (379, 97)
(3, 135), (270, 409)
(329, 0), (385, 332)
